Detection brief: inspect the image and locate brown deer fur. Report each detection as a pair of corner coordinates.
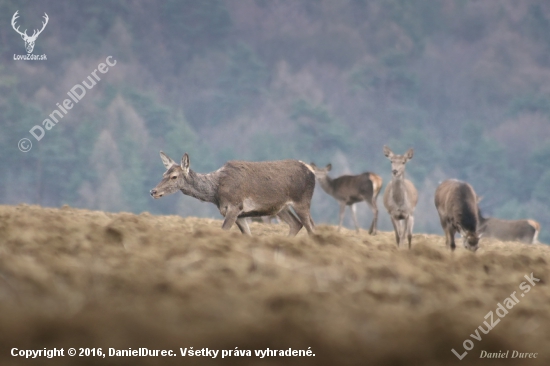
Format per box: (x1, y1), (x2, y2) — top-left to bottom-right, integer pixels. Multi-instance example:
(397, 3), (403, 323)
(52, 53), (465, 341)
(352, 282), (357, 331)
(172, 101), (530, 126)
(310, 163), (382, 234)
(151, 152), (316, 236)
(478, 210), (540, 244)
(382, 146), (418, 248)
(434, 179), (480, 251)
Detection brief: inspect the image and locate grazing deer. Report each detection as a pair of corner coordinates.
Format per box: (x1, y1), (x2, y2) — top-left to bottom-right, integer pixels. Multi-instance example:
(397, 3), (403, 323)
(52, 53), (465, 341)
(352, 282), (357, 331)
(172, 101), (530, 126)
(434, 179), (480, 251)
(150, 152), (316, 236)
(382, 146), (418, 248)
(310, 163), (382, 234)
(11, 11), (49, 54)
(478, 209), (540, 244)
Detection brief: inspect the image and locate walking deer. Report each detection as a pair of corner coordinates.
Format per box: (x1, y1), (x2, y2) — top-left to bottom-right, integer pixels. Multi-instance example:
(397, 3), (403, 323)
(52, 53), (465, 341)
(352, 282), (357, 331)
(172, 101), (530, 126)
(382, 146), (418, 248)
(434, 179), (480, 251)
(478, 209), (540, 244)
(150, 152), (316, 236)
(310, 163), (382, 234)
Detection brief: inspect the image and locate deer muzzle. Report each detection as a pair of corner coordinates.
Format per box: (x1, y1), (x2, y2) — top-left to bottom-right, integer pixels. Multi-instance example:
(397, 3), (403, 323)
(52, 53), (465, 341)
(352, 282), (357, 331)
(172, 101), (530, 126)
(150, 189), (164, 199)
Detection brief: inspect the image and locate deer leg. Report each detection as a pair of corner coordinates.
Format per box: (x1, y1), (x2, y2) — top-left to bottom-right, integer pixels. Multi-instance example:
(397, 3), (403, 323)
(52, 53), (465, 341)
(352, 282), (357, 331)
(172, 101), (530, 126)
(337, 202), (346, 231)
(277, 208), (302, 237)
(367, 199), (378, 235)
(398, 219), (407, 247)
(447, 225), (456, 251)
(221, 205), (241, 231)
(350, 204), (360, 233)
(235, 218), (252, 236)
(389, 216), (400, 247)
(407, 215), (414, 249)
(439, 216), (450, 249)
(292, 204), (315, 235)
(442, 226), (450, 249)
(400, 217), (409, 249)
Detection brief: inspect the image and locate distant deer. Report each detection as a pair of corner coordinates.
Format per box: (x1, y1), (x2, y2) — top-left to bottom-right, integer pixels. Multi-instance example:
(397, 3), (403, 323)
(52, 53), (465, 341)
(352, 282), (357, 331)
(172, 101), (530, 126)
(477, 208), (540, 244)
(434, 179), (480, 251)
(150, 152), (316, 236)
(382, 146), (418, 248)
(11, 11), (48, 54)
(310, 163), (382, 234)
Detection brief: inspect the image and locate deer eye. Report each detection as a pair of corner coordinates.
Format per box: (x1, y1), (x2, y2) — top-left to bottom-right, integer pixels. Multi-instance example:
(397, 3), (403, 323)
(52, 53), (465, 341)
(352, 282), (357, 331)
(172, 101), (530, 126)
(171, 176), (177, 180)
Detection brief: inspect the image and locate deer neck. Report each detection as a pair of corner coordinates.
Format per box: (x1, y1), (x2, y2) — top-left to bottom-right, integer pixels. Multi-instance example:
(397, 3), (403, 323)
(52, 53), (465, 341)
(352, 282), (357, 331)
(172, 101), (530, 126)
(477, 209), (488, 226)
(391, 174), (407, 206)
(318, 175), (337, 196)
(180, 170), (219, 204)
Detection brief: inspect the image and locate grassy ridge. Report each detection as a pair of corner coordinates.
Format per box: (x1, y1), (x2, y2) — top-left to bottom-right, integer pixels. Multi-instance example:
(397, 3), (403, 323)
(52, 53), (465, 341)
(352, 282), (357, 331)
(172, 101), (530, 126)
(0, 204), (549, 365)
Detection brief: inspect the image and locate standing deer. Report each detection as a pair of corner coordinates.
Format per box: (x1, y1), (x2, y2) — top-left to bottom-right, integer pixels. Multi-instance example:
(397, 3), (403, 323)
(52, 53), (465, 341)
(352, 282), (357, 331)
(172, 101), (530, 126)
(310, 163), (382, 234)
(478, 209), (540, 244)
(434, 179), (480, 251)
(382, 146), (418, 248)
(150, 152), (316, 236)
(11, 11), (49, 54)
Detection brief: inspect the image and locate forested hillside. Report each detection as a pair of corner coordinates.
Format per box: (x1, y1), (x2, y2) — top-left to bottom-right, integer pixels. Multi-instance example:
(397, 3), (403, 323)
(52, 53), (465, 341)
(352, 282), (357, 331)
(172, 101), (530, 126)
(1, 0), (550, 241)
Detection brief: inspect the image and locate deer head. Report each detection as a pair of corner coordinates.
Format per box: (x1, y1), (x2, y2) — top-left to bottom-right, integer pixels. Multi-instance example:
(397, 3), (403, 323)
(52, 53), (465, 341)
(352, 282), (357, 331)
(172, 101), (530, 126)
(383, 145), (413, 178)
(12, 11), (49, 54)
(309, 162), (332, 180)
(150, 151), (190, 199)
(462, 231), (480, 252)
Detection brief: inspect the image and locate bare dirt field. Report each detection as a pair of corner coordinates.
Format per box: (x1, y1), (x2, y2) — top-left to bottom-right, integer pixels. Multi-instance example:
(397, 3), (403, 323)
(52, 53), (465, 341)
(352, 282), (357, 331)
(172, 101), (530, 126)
(0, 204), (549, 365)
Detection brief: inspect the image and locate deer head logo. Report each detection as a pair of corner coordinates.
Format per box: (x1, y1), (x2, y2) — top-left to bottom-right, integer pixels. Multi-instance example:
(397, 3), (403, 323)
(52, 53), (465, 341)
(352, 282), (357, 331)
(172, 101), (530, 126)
(11, 10), (49, 54)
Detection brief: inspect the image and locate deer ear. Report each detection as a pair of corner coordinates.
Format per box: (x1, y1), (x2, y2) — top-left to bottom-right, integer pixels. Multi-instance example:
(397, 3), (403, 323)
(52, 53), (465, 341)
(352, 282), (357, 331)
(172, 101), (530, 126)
(405, 148), (414, 160)
(181, 153), (190, 174)
(326, 163), (332, 171)
(160, 151), (176, 169)
(383, 145), (393, 158)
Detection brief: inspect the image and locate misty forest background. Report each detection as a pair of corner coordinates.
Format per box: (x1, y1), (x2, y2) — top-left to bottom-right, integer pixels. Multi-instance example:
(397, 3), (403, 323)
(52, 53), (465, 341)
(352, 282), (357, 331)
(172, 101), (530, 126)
(1, 0), (550, 242)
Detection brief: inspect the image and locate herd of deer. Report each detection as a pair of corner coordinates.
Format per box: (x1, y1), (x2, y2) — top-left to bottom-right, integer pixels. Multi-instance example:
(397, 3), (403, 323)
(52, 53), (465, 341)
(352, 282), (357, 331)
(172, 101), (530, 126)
(150, 146), (541, 251)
